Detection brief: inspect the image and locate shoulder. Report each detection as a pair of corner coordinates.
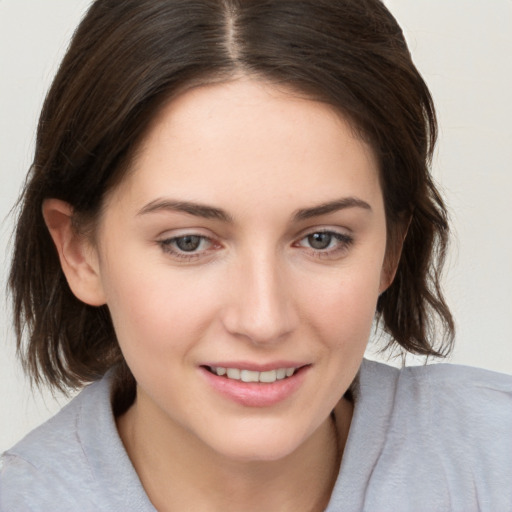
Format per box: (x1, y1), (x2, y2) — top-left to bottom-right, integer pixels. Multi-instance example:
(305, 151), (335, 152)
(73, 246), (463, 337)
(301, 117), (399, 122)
(394, 362), (512, 434)
(360, 358), (512, 420)
(2, 382), (98, 467)
(351, 360), (512, 511)
(0, 375), (121, 512)
(362, 359), (512, 460)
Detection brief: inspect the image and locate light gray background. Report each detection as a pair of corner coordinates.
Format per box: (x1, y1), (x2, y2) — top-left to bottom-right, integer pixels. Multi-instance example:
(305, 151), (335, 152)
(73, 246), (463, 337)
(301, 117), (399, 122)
(1, 1), (511, 452)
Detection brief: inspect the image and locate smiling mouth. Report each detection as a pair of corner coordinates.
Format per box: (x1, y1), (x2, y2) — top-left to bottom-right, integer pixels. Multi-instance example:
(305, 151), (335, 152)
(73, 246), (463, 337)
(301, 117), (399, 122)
(205, 366), (300, 384)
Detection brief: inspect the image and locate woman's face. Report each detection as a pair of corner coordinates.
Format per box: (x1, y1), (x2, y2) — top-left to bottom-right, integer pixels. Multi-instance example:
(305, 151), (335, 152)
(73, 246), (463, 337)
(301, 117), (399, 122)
(93, 79), (389, 461)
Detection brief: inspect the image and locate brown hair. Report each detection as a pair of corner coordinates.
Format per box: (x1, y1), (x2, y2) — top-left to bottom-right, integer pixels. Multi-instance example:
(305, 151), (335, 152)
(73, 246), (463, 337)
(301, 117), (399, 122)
(9, 0), (454, 395)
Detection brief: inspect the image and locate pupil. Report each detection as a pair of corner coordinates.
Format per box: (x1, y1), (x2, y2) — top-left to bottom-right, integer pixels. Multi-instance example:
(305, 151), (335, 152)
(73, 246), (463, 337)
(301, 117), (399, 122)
(176, 235), (201, 252)
(308, 232), (332, 250)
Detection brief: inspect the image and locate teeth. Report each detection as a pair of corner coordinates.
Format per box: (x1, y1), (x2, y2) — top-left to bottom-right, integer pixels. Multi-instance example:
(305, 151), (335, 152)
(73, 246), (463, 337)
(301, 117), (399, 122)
(241, 370), (259, 383)
(259, 370), (277, 383)
(226, 368), (240, 379)
(211, 366), (297, 383)
(276, 368), (286, 380)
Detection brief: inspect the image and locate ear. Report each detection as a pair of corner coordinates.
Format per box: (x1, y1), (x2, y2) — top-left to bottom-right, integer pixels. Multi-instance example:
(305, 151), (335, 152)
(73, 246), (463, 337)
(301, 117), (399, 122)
(379, 216), (411, 294)
(42, 199), (106, 306)
(379, 256), (399, 295)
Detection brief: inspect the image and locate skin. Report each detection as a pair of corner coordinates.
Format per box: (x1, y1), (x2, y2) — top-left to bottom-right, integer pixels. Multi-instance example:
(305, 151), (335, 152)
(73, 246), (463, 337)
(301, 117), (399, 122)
(44, 79), (395, 511)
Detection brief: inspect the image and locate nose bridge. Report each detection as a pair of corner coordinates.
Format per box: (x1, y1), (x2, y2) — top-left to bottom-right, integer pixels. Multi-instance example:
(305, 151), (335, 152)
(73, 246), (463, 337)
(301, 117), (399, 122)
(223, 245), (296, 344)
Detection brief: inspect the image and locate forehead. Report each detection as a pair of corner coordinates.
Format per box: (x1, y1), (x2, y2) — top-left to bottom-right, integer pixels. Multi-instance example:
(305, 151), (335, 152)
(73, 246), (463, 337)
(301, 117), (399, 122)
(108, 79), (382, 216)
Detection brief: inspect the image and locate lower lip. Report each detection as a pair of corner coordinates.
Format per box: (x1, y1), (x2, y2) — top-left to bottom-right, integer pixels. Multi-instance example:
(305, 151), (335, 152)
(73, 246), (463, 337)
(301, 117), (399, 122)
(200, 366), (309, 408)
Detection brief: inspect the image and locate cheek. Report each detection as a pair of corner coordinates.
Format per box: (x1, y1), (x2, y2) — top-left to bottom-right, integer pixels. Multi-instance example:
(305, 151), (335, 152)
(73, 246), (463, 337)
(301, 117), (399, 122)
(299, 261), (383, 350)
(100, 256), (221, 364)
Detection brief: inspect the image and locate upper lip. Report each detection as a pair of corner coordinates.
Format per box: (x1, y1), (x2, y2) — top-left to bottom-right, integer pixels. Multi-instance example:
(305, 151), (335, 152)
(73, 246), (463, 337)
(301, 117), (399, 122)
(201, 361), (309, 372)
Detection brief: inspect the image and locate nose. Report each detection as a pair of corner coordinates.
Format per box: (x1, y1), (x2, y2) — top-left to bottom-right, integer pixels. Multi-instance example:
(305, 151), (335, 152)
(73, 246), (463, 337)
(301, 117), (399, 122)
(221, 251), (299, 345)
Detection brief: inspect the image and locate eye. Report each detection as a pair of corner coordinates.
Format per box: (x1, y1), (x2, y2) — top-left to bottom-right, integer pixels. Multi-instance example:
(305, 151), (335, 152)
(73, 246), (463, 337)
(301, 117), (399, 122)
(306, 232), (335, 250)
(158, 234), (216, 259)
(296, 230), (354, 257)
(173, 235), (204, 252)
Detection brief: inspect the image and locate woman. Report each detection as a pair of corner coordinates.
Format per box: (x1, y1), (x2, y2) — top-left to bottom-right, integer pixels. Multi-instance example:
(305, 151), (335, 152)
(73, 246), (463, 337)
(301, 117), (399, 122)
(2, 1), (511, 511)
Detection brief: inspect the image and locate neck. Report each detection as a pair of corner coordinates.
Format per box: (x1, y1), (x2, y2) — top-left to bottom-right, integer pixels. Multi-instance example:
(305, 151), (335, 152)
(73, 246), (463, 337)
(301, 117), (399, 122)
(117, 391), (353, 512)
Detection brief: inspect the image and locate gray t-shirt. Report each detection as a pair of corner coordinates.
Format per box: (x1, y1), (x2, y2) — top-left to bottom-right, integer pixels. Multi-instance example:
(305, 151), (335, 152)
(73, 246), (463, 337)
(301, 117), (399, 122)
(1, 359), (511, 511)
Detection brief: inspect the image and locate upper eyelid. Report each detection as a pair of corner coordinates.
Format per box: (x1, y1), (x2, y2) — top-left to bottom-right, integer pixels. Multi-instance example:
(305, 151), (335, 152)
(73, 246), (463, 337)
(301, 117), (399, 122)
(157, 228), (352, 244)
(297, 231), (353, 243)
(161, 233), (211, 241)
(159, 234), (216, 250)
(292, 229), (350, 247)
(157, 227), (215, 241)
(162, 231), (351, 241)
(295, 226), (353, 239)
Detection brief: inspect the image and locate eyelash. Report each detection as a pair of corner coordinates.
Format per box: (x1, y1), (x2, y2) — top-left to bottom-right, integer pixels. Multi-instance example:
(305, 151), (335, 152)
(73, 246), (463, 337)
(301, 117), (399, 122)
(158, 234), (217, 261)
(158, 230), (354, 261)
(294, 230), (354, 259)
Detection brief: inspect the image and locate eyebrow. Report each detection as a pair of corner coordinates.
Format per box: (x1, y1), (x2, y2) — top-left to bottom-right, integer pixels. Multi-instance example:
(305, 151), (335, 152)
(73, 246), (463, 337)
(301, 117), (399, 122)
(293, 197), (372, 221)
(137, 199), (233, 222)
(137, 196), (371, 223)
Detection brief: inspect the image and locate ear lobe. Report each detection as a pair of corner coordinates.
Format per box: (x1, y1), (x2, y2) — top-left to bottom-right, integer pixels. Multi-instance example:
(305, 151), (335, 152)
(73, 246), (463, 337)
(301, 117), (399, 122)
(42, 199), (106, 306)
(379, 216), (411, 294)
(379, 257), (399, 294)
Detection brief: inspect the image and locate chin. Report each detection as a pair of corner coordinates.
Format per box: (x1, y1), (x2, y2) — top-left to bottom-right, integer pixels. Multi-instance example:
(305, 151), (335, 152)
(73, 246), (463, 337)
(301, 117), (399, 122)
(199, 419), (317, 464)
(214, 441), (299, 464)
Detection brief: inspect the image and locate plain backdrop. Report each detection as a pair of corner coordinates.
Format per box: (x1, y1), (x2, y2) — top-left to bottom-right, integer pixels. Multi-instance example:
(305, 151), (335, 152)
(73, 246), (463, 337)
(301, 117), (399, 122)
(1, 0), (511, 452)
